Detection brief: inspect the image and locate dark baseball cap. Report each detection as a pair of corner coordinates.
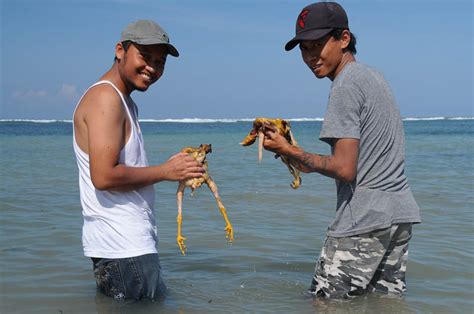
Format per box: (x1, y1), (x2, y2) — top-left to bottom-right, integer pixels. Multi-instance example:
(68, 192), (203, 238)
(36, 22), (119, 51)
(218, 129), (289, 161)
(285, 2), (349, 51)
(121, 20), (179, 57)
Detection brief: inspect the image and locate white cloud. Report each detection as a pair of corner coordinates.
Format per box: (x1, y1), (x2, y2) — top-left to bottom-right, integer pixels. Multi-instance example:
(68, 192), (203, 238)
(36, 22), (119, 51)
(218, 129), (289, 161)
(57, 84), (79, 101)
(10, 83), (79, 104)
(12, 89), (48, 100)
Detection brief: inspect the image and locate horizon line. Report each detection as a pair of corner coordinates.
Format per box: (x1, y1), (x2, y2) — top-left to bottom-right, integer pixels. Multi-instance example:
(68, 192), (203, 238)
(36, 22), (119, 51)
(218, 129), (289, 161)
(0, 116), (473, 123)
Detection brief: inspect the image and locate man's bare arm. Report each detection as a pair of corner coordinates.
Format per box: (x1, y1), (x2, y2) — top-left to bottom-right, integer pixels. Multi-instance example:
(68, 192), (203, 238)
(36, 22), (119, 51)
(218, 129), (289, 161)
(298, 151), (332, 175)
(262, 128), (359, 182)
(287, 138), (359, 182)
(81, 86), (204, 191)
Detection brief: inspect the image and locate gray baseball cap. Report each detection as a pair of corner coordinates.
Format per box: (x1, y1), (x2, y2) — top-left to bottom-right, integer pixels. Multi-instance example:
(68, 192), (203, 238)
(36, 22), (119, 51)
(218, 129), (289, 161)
(121, 19), (179, 57)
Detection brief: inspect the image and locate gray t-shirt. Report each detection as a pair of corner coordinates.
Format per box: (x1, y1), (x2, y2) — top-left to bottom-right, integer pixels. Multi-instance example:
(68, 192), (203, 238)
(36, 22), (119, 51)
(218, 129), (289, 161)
(320, 62), (421, 237)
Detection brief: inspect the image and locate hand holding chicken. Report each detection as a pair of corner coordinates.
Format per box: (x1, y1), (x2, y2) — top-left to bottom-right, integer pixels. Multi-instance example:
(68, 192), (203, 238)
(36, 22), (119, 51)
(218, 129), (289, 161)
(241, 118), (302, 189)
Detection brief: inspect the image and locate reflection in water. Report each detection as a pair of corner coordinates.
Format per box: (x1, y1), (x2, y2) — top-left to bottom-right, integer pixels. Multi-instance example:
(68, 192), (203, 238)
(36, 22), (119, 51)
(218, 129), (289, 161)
(94, 291), (166, 314)
(310, 293), (412, 313)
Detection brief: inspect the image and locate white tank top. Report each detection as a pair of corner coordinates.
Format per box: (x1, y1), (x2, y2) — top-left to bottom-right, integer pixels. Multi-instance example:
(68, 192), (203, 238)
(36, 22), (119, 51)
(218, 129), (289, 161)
(73, 80), (157, 258)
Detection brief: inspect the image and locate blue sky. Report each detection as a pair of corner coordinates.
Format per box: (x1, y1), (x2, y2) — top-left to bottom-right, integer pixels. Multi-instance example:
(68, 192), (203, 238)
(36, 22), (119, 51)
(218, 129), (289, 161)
(1, 0), (472, 119)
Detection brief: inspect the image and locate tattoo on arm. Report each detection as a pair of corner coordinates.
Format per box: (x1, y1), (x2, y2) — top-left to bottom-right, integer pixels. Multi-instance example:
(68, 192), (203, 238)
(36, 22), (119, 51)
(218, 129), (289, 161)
(321, 155), (331, 171)
(299, 152), (331, 173)
(300, 153), (314, 170)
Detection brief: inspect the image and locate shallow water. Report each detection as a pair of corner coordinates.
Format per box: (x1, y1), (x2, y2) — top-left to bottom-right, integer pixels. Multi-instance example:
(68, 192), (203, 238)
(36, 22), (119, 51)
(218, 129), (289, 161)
(0, 120), (473, 313)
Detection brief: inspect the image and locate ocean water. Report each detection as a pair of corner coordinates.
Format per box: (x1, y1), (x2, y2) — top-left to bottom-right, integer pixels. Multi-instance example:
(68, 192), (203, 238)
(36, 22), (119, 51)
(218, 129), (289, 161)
(0, 118), (473, 313)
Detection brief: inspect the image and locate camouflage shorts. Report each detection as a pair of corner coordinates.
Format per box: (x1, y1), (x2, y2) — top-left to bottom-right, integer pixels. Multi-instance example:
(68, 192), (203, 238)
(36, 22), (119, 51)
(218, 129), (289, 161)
(309, 223), (412, 299)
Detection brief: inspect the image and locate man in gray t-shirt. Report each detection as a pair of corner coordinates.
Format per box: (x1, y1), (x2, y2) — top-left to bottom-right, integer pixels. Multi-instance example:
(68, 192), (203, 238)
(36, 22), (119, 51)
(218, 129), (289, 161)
(263, 2), (420, 298)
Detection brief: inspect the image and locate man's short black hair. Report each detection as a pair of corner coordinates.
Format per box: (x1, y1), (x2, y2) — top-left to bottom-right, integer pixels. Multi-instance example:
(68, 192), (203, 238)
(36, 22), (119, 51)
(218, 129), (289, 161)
(330, 29), (357, 55)
(114, 40), (133, 62)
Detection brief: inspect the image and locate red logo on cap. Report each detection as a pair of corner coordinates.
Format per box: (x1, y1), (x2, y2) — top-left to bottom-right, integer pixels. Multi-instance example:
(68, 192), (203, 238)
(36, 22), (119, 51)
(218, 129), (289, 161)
(298, 9), (310, 29)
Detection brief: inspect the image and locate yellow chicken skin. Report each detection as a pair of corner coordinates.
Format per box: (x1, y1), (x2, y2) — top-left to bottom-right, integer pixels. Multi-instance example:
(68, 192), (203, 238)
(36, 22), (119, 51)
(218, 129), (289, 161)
(176, 144), (234, 255)
(241, 118), (302, 189)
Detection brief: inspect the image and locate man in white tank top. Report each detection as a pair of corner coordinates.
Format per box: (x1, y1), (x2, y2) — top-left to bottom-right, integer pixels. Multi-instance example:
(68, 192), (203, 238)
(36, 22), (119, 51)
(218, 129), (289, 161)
(73, 20), (205, 300)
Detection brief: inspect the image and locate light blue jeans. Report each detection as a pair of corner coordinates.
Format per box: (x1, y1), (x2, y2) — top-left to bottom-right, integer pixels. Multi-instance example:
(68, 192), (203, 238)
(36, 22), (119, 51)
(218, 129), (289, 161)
(92, 253), (166, 300)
